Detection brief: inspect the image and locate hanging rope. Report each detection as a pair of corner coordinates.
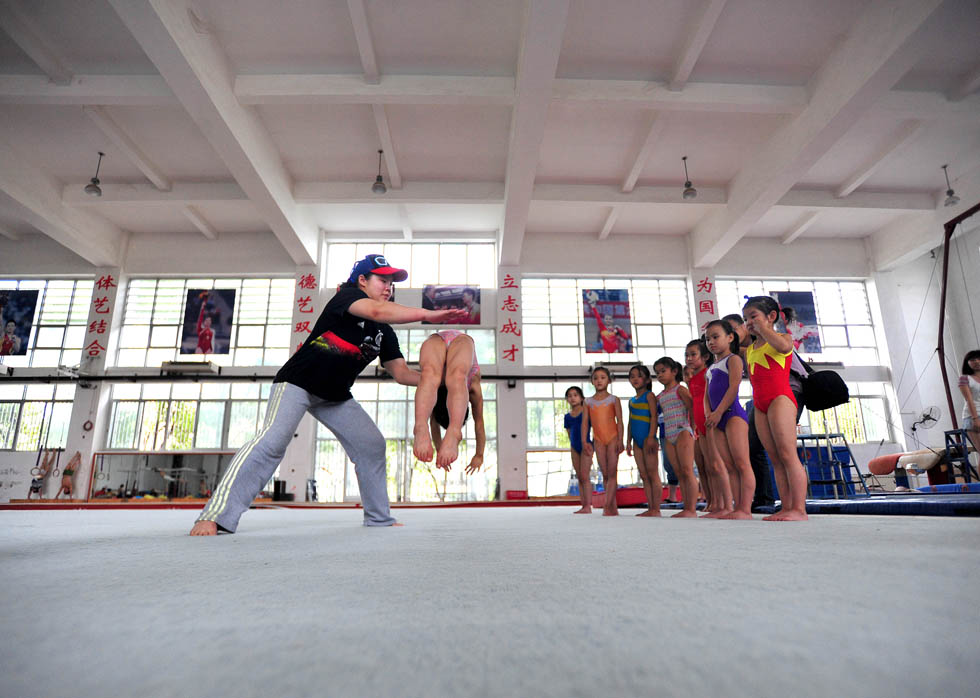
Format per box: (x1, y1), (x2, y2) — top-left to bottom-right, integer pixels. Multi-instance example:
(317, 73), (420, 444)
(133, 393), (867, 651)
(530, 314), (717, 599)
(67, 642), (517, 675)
(899, 348), (939, 412)
(953, 226), (980, 347)
(892, 249), (942, 400)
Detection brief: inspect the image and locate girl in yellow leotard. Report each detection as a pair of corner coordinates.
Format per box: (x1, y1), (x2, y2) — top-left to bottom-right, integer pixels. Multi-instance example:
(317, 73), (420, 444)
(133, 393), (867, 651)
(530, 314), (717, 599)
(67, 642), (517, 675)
(582, 366), (624, 516)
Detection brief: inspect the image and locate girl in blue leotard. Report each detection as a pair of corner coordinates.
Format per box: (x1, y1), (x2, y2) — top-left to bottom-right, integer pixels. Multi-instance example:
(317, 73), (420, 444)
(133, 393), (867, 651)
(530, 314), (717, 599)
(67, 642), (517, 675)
(564, 386), (593, 514)
(626, 365), (662, 517)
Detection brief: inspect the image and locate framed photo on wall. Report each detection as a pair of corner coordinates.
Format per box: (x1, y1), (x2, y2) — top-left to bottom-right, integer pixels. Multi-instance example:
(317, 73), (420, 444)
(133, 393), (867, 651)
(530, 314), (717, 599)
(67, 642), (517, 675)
(773, 290), (821, 353)
(0, 289), (39, 357)
(180, 289), (236, 355)
(421, 285), (481, 325)
(582, 289), (633, 353)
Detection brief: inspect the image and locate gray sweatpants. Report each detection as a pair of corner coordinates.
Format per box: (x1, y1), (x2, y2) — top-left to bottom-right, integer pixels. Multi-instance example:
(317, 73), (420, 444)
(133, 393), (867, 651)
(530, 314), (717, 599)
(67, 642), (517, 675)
(197, 382), (396, 531)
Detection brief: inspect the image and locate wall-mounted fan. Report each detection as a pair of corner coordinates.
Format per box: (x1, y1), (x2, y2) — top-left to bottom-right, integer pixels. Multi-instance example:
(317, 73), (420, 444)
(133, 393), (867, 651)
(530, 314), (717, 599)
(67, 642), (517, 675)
(911, 406), (940, 432)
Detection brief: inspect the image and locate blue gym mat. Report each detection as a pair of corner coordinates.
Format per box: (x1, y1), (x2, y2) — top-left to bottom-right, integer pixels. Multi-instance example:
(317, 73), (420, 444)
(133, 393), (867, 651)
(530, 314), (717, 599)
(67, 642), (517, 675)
(805, 494), (980, 517)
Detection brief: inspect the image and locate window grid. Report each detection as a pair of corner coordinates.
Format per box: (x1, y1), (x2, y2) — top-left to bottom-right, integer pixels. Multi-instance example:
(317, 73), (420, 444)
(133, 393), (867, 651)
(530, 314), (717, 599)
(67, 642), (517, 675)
(324, 243), (497, 289)
(115, 278), (293, 367)
(521, 278), (693, 367)
(315, 381), (498, 503)
(105, 382), (272, 451)
(0, 279), (94, 368)
(716, 279), (880, 366)
(0, 384), (76, 451)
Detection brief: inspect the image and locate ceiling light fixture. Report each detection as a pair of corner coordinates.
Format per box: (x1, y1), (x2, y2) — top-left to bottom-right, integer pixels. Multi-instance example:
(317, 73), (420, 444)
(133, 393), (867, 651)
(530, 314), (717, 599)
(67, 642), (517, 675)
(681, 155), (697, 200)
(371, 149), (386, 195)
(941, 164), (959, 208)
(84, 151), (105, 197)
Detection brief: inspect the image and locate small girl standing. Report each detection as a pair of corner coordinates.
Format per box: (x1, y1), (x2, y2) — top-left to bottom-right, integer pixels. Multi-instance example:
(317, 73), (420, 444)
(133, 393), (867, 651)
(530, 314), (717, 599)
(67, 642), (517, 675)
(582, 367), (624, 516)
(652, 357), (698, 517)
(626, 365), (662, 517)
(686, 339), (731, 517)
(742, 296), (808, 521)
(564, 386), (593, 514)
(703, 320), (754, 520)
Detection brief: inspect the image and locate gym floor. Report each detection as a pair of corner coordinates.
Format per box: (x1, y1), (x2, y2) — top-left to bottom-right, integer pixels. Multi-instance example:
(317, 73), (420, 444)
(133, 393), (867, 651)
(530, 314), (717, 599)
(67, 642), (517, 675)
(1, 507), (978, 698)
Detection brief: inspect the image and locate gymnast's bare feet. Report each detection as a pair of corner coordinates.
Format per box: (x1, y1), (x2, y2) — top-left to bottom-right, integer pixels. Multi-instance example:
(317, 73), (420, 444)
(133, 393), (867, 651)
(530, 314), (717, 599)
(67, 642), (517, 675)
(636, 508), (661, 517)
(722, 510), (754, 520)
(413, 423), (433, 462)
(573, 506), (592, 514)
(671, 510), (698, 518)
(189, 520), (217, 536)
(437, 428), (462, 468)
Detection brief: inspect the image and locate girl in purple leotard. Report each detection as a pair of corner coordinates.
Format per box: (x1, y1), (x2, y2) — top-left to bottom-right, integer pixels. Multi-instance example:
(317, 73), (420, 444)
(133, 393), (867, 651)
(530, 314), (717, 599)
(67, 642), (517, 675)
(703, 320), (755, 520)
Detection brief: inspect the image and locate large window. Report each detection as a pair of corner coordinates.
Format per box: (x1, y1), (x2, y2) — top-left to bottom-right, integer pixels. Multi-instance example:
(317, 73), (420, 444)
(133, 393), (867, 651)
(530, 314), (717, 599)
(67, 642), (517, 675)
(106, 382), (272, 451)
(716, 279), (880, 365)
(325, 243), (496, 289)
(525, 381), (640, 491)
(0, 279), (93, 368)
(0, 383), (75, 451)
(115, 278), (293, 367)
(521, 278), (692, 366)
(315, 381), (498, 503)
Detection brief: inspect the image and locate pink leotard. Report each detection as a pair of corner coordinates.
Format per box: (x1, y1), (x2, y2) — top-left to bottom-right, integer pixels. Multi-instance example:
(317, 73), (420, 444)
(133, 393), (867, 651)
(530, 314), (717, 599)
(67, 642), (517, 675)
(435, 330), (479, 388)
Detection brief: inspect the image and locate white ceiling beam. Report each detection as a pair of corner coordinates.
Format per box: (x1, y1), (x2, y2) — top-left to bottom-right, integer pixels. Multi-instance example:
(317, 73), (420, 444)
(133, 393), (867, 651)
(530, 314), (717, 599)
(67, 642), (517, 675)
(182, 205), (218, 240)
(689, 0), (944, 268)
(235, 74), (515, 106)
(0, 137), (125, 265)
(0, 2), (73, 85)
(324, 229), (498, 242)
(397, 204), (412, 240)
(62, 178), (936, 213)
(347, 0), (379, 84)
(875, 89), (980, 122)
(108, 0), (317, 265)
(0, 225), (22, 241)
(947, 60), (980, 102)
(372, 105), (401, 189)
(869, 167), (980, 271)
(295, 180), (503, 204)
(598, 206), (619, 240)
(0, 74), (176, 105)
(835, 119), (924, 198)
(63, 180), (246, 206)
(781, 211), (820, 245)
(621, 112), (666, 193)
(554, 79), (806, 114)
(499, 0), (570, 265)
(83, 106), (172, 191)
(668, 0), (728, 91)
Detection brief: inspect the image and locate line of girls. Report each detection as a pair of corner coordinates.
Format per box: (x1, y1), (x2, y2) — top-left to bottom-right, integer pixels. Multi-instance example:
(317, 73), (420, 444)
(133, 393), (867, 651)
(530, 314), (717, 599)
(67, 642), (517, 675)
(563, 295), (808, 521)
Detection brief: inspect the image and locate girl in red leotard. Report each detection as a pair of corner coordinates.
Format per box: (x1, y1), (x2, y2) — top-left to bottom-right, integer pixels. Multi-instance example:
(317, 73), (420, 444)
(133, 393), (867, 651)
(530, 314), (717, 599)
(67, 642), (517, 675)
(743, 295), (808, 522)
(586, 298), (630, 353)
(195, 292), (214, 354)
(685, 338), (730, 517)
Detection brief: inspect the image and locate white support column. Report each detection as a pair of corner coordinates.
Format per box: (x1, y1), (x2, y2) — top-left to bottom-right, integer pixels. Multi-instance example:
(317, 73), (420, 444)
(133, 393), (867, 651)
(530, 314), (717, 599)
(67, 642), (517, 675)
(279, 265), (320, 501)
(66, 268), (123, 500)
(495, 266), (527, 498)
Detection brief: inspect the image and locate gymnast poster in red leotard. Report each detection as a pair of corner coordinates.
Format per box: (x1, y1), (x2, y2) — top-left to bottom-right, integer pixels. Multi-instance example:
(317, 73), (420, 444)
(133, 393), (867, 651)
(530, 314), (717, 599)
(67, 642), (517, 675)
(582, 289), (633, 353)
(0, 289), (38, 357)
(179, 288), (236, 355)
(772, 290), (821, 353)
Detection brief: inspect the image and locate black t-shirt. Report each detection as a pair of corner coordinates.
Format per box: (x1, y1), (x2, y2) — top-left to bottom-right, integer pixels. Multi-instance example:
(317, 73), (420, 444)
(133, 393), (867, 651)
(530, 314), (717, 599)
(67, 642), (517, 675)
(275, 287), (403, 401)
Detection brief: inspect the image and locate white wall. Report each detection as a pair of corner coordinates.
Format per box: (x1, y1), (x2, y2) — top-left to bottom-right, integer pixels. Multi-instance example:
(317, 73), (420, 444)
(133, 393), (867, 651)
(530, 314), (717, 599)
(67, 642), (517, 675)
(0, 234), (95, 276)
(124, 232), (295, 275)
(874, 222), (980, 447)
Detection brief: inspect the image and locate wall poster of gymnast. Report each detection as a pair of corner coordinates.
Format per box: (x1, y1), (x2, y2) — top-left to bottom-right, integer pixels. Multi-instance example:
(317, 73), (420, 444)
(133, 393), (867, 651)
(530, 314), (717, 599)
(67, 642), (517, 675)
(179, 289), (236, 355)
(0, 289), (39, 357)
(772, 290), (821, 353)
(420, 285), (481, 325)
(582, 289), (633, 353)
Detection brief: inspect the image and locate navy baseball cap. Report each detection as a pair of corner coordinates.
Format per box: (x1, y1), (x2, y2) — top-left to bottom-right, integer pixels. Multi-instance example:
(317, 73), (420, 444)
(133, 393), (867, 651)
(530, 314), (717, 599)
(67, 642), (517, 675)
(348, 254), (408, 283)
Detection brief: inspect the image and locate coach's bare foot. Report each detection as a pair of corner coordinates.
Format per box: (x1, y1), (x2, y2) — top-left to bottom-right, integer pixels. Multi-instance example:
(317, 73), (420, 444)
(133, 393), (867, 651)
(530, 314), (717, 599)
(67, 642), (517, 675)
(189, 520), (217, 536)
(413, 424), (433, 462)
(392, 522), (405, 527)
(437, 428), (462, 468)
